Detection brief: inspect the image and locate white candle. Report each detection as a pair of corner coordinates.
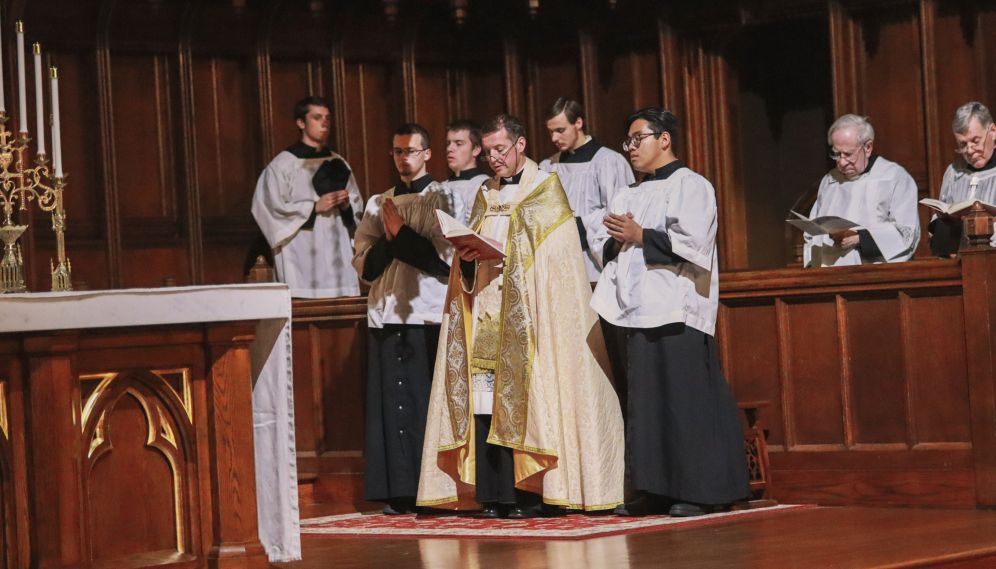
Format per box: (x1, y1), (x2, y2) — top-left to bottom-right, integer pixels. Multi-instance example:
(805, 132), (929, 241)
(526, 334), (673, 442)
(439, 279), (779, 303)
(33, 43), (43, 155)
(16, 21), (26, 133)
(50, 66), (61, 177)
(0, 7), (6, 112)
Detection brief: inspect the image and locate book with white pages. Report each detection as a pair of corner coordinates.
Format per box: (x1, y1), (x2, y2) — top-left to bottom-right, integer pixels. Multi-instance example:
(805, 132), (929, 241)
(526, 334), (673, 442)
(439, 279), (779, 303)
(435, 209), (506, 261)
(786, 210), (860, 236)
(919, 198), (996, 218)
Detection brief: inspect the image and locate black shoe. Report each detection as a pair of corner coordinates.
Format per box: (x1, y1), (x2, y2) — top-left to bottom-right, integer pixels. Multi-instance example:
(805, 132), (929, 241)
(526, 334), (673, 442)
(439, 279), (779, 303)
(668, 503), (713, 517)
(383, 498), (416, 515)
(506, 503), (543, 519)
(480, 503), (503, 519)
(615, 493), (654, 517)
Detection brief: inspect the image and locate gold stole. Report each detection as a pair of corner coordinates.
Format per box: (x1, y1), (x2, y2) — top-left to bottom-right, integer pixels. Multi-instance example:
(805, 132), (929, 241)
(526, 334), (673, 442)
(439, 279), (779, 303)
(438, 160), (574, 483)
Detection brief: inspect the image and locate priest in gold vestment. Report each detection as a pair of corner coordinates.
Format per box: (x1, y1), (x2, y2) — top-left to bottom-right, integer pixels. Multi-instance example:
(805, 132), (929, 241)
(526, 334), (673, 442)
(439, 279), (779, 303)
(417, 115), (624, 518)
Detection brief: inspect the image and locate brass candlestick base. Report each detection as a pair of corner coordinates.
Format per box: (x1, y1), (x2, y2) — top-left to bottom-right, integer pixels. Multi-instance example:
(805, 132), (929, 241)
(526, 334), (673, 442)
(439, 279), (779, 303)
(0, 109), (72, 293)
(0, 224), (27, 293)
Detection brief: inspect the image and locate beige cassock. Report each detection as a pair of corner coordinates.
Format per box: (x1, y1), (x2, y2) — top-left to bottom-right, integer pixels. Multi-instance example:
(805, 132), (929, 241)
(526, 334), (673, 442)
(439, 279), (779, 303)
(417, 159), (625, 511)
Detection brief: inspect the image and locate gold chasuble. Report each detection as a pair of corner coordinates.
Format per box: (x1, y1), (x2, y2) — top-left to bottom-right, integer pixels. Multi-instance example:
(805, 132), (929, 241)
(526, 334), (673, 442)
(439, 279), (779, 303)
(417, 159), (625, 510)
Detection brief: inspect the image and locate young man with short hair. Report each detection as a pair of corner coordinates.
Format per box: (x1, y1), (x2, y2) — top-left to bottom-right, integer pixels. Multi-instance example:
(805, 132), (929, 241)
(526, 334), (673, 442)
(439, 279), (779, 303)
(353, 123), (464, 515)
(442, 120), (489, 222)
(591, 107), (749, 518)
(252, 96), (363, 298)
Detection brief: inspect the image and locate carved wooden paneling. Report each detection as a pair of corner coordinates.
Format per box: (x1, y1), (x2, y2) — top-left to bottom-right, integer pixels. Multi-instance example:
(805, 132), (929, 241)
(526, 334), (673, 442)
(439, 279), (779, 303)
(413, 65), (455, 182)
(720, 261), (977, 507)
(112, 54), (179, 229)
(342, 61), (403, 201)
(269, 59), (314, 154)
(527, 56), (582, 161)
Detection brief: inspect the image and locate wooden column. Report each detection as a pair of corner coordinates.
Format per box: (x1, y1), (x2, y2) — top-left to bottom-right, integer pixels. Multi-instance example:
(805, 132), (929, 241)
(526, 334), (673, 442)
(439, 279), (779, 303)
(203, 324), (267, 569)
(23, 332), (85, 567)
(961, 205), (996, 507)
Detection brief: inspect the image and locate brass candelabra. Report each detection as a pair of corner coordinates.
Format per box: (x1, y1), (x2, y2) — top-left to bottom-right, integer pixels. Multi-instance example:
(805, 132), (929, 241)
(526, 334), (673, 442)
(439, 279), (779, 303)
(0, 110), (70, 293)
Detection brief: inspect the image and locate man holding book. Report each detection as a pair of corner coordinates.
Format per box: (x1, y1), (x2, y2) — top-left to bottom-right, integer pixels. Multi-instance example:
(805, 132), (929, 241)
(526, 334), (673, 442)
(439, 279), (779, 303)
(803, 114), (920, 267)
(352, 123), (464, 515)
(417, 114), (624, 519)
(929, 102), (996, 256)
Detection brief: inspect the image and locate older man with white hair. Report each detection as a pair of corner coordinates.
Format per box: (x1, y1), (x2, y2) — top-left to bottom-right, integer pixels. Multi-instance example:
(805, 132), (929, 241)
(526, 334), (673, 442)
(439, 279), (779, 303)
(804, 114), (920, 267)
(929, 102), (996, 257)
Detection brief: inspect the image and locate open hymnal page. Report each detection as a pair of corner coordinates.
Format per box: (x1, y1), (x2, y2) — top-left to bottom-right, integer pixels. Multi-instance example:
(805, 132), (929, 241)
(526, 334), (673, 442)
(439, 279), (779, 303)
(786, 210), (860, 236)
(435, 209), (506, 261)
(919, 198), (996, 218)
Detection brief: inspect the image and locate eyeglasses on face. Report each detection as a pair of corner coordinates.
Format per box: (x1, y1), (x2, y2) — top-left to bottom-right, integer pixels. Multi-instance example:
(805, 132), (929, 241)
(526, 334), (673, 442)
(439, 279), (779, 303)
(622, 132), (662, 152)
(829, 143), (868, 164)
(391, 147), (426, 158)
(955, 129), (993, 155)
(483, 137), (523, 164)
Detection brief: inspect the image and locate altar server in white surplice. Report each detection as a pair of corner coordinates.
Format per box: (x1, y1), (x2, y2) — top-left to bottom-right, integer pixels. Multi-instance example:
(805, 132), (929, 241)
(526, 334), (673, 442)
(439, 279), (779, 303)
(804, 114), (920, 268)
(539, 98), (635, 282)
(352, 123), (464, 517)
(930, 102), (996, 256)
(590, 108), (749, 518)
(252, 96), (364, 298)
(442, 120), (489, 224)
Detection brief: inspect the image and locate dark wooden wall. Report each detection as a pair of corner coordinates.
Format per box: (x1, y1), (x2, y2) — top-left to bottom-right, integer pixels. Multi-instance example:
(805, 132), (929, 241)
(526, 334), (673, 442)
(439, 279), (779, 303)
(11, 0), (996, 288)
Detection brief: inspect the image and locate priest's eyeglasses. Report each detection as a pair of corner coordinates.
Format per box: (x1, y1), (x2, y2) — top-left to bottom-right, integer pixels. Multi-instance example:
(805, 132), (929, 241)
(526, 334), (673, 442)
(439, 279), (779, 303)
(391, 147), (426, 158)
(483, 138), (523, 164)
(622, 132), (662, 152)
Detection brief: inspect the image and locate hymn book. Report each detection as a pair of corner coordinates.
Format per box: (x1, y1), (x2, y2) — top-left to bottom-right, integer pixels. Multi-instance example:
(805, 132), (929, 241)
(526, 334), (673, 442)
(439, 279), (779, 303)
(919, 198), (996, 218)
(435, 209), (506, 261)
(786, 211), (860, 235)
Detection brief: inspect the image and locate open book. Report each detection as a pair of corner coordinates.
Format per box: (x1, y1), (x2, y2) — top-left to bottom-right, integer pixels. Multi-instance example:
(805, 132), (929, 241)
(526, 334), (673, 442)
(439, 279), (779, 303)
(919, 198), (996, 218)
(786, 210), (860, 236)
(435, 209), (506, 261)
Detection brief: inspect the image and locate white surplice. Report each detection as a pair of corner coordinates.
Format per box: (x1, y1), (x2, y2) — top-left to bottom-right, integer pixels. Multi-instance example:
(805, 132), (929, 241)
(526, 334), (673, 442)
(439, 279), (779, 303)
(251, 150), (364, 298)
(539, 139), (635, 281)
(804, 156), (920, 267)
(937, 160), (996, 247)
(590, 167), (719, 336)
(442, 171), (489, 225)
(352, 181), (465, 328)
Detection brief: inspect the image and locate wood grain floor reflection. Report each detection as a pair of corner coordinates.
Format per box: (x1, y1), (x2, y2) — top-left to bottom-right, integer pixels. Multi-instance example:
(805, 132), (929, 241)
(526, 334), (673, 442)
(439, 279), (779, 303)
(278, 507), (996, 569)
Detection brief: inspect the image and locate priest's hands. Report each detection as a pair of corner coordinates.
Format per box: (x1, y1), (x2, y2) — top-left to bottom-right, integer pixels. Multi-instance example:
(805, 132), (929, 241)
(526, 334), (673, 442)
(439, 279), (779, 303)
(382, 198), (404, 241)
(456, 245), (481, 262)
(831, 229), (859, 250)
(605, 212), (643, 245)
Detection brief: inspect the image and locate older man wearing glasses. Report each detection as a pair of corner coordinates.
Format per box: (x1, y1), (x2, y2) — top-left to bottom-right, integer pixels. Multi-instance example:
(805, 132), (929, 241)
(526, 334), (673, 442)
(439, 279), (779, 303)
(930, 102), (996, 256)
(803, 114), (920, 267)
(417, 114), (624, 520)
(353, 122), (465, 516)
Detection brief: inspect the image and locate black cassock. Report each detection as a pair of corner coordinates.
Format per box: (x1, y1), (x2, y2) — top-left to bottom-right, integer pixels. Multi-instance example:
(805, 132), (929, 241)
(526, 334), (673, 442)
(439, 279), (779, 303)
(364, 324), (440, 501)
(362, 176), (451, 503)
(626, 322), (749, 506)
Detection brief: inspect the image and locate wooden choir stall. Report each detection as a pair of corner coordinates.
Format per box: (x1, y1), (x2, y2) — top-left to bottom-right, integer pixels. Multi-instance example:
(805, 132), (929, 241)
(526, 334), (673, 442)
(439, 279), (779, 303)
(291, 205), (996, 514)
(0, 284), (300, 569)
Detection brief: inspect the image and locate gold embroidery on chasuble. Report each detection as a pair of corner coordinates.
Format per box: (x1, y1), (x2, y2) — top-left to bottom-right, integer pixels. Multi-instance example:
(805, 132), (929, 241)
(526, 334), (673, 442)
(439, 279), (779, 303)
(490, 174), (574, 447)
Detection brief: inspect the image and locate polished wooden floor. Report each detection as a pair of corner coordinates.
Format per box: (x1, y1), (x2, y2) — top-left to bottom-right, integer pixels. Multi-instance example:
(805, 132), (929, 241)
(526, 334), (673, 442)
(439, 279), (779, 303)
(277, 507), (996, 569)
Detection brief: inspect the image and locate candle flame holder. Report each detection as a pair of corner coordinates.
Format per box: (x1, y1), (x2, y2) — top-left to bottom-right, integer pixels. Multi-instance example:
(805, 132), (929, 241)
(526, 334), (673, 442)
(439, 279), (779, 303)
(0, 110), (71, 293)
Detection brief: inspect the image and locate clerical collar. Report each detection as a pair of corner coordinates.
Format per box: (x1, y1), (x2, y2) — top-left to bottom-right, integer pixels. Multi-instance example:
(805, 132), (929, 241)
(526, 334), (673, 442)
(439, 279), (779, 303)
(862, 154), (879, 175)
(643, 159), (686, 182)
(559, 137), (602, 164)
(286, 140), (332, 159)
(967, 151), (996, 173)
(448, 167), (484, 181)
(394, 173), (433, 196)
(499, 168), (524, 186)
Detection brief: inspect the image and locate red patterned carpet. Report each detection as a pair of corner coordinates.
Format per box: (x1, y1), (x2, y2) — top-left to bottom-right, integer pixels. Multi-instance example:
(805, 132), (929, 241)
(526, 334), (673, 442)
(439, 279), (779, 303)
(299, 504), (813, 541)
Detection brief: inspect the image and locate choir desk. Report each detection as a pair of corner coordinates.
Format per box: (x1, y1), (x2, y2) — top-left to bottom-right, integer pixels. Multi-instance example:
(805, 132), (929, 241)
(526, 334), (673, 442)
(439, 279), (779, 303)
(0, 284), (301, 569)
